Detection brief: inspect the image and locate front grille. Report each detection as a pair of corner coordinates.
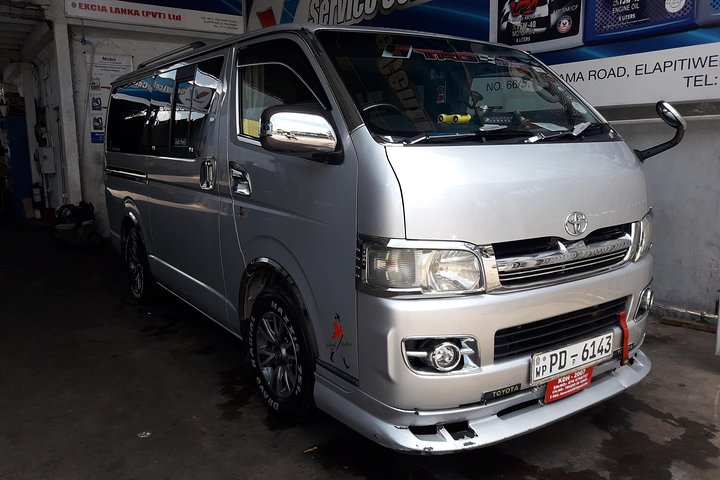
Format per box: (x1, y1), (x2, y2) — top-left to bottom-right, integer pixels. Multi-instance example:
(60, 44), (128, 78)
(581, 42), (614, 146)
(493, 297), (627, 362)
(494, 224), (632, 288)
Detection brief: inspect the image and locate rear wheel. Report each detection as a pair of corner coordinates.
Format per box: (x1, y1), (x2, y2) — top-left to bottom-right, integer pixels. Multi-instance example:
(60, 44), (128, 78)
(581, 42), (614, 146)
(124, 224), (153, 302)
(249, 287), (315, 421)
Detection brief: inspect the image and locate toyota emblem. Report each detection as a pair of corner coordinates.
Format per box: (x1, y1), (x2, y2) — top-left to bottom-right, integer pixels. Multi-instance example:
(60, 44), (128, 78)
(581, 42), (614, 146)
(565, 212), (588, 236)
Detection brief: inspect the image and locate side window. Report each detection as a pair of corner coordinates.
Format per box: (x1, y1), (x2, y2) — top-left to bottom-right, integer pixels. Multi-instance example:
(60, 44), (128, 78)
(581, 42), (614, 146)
(150, 70), (176, 156)
(107, 76), (153, 154)
(239, 63), (320, 138)
(237, 39), (328, 139)
(172, 75), (193, 150)
(169, 57), (224, 158)
(189, 57), (224, 152)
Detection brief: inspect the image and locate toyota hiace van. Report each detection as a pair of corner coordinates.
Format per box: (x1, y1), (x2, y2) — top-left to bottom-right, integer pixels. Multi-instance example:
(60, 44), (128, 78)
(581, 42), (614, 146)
(105, 24), (685, 453)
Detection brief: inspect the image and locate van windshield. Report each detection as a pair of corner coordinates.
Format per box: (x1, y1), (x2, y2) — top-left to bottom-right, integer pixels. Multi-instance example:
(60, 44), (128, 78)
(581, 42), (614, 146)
(316, 31), (606, 144)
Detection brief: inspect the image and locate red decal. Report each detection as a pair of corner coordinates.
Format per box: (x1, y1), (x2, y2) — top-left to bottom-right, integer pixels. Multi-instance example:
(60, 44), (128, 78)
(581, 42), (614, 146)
(257, 8), (277, 27)
(414, 48), (479, 63)
(544, 367), (593, 403)
(510, 0), (539, 17)
(331, 321), (343, 340)
(618, 310), (629, 364)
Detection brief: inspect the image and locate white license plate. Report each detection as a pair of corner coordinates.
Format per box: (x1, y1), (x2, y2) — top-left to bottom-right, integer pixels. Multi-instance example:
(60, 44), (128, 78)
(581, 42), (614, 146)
(531, 331), (614, 384)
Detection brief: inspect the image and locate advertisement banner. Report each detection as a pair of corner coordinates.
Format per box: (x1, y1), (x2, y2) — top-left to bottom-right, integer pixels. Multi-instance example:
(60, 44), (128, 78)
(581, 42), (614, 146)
(245, 0), (432, 30)
(551, 42), (720, 105)
(585, 0), (696, 43)
(65, 0), (243, 34)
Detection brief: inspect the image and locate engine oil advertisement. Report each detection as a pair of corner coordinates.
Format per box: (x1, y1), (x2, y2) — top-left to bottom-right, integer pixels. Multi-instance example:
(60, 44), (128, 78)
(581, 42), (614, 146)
(489, 0), (585, 52)
(585, 0), (696, 43)
(242, 0), (719, 106)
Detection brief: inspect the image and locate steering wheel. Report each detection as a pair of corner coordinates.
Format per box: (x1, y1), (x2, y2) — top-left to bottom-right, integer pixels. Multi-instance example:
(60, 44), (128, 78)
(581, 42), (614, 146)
(361, 102), (404, 115)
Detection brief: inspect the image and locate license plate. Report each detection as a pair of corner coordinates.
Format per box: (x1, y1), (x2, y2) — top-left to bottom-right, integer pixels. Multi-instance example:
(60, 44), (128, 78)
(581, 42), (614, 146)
(531, 331), (614, 384)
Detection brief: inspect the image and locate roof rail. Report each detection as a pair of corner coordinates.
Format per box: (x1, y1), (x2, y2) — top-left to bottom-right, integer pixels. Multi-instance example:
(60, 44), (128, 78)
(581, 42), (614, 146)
(137, 41), (206, 70)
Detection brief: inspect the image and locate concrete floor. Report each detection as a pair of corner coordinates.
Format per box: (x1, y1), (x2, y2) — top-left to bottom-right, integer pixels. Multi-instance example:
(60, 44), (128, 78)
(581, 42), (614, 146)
(1, 220), (718, 480)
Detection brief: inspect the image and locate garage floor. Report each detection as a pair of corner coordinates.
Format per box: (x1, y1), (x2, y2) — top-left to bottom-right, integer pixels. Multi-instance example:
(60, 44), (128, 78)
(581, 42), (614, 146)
(1, 219), (719, 480)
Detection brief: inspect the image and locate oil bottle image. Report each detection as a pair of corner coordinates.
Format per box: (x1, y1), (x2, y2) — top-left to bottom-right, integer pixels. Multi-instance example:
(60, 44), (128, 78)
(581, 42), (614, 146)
(585, 0), (697, 44)
(489, 0), (585, 53)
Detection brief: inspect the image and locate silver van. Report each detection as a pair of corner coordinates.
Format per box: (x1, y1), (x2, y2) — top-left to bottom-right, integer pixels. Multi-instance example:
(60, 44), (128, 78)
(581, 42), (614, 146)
(105, 24), (685, 453)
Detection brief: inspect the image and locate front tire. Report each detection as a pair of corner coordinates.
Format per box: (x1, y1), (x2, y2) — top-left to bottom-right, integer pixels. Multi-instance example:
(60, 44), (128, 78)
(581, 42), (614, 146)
(249, 288), (315, 422)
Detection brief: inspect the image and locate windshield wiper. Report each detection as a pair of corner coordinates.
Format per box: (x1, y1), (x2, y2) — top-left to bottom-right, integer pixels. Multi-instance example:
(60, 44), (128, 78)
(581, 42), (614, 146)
(405, 132), (480, 145)
(524, 122), (605, 144)
(404, 124), (521, 145)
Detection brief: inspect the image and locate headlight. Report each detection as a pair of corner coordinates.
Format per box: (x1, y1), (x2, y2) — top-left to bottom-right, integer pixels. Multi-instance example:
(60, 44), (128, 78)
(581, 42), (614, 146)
(363, 242), (483, 294)
(633, 210), (653, 262)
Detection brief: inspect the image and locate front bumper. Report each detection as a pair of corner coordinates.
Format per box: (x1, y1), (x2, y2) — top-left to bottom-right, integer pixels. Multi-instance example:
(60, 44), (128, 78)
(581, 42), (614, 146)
(315, 350), (650, 453)
(315, 256), (653, 453)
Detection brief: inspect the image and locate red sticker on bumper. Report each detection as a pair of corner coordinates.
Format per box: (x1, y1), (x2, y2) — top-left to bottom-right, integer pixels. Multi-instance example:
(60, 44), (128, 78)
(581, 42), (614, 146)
(544, 367), (594, 403)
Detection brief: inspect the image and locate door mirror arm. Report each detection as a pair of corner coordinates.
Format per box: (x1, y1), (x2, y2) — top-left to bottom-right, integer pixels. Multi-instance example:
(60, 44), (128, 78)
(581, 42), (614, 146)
(634, 101), (686, 162)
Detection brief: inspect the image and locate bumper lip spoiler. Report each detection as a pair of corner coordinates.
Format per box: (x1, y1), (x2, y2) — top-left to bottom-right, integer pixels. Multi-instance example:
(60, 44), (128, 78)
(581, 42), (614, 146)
(314, 350), (651, 454)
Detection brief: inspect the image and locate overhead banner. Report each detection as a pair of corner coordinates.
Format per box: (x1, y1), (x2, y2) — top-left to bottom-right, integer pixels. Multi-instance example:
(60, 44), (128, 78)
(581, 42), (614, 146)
(245, 0), (432, 31)
(551, 42), (720, 106)
(65, 0), (243, 34)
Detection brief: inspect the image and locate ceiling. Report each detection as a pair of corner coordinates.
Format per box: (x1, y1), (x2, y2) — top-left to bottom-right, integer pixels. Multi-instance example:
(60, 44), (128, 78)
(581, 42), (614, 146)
(0, 1), (46, 78)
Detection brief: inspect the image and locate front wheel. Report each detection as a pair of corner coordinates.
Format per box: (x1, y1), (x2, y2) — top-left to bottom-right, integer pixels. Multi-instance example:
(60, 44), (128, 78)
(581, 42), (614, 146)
(249, 288), (315, 422)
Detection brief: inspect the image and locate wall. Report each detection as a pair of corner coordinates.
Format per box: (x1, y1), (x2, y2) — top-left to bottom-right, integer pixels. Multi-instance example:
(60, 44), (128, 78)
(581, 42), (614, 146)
(612, 116), (720, 314)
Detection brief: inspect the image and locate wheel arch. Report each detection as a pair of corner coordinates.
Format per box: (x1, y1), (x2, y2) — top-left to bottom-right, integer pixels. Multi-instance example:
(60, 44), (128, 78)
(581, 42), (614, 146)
(120, 198), (148, 252)
(238, 257), (319, 359)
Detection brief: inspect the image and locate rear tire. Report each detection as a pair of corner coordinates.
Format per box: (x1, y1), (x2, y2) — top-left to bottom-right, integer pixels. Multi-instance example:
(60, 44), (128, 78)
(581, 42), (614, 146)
(124, 224), (154, 302)
(249, 287), (315, 422)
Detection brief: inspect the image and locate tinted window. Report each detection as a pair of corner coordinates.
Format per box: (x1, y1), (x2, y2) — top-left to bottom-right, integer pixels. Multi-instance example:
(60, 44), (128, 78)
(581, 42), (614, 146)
(189, 57), (224, 152)
(172, 76), (193, 149)
(150, 70), (176, 156)
(169, 57), (224, 157)
(107, 56), (224, 157)
(107, 77), (153, 153)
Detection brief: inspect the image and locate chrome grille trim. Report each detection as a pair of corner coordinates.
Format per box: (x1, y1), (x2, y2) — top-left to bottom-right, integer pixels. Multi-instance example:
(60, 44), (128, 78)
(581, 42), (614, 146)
(494, 229), (634, 289)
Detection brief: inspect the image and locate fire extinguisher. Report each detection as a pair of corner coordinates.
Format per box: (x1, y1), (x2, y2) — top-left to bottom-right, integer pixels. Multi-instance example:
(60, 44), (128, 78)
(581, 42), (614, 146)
(32, 182), (44, 210)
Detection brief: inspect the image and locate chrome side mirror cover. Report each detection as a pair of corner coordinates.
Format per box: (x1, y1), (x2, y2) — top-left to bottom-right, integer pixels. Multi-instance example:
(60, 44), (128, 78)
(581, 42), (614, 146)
(634, 101), (686, 162)
(656, 101), (686, 130)
(259, 106), (342, 164)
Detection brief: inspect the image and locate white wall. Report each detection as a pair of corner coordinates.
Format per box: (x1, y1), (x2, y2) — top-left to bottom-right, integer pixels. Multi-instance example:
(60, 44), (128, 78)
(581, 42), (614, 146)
(613, 117), (720, 314)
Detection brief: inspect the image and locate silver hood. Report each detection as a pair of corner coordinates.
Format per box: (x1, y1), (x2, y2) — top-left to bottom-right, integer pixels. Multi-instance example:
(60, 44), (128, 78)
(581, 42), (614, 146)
(385, 141), (647, 244)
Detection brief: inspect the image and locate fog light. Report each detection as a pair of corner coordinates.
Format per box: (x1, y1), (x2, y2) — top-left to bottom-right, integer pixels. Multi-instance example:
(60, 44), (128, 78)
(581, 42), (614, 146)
(403, 336), (479, 374)
(430, 342), (461, 372)
(636, 287), (654, 318)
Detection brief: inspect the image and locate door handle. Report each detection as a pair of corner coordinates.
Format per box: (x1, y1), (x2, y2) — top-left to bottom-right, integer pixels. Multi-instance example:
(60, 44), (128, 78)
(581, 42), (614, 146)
(200, 156), (216, 190)
(229, 161), (252, 196)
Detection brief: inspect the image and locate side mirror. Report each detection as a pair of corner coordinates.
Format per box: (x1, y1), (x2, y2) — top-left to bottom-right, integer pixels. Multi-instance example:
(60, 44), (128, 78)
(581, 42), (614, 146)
(634, 101), (686, 162)
(259, 106), (342, 164)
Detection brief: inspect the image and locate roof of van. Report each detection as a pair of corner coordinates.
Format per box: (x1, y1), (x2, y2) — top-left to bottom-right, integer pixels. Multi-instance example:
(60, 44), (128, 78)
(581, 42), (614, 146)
(111, 23), (515, 86)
